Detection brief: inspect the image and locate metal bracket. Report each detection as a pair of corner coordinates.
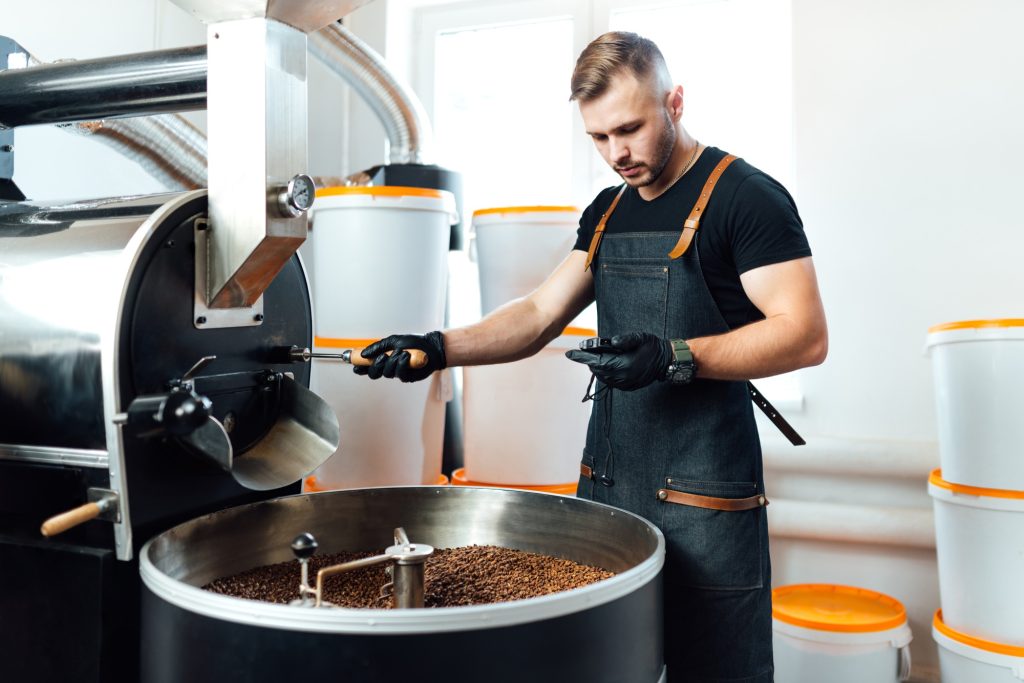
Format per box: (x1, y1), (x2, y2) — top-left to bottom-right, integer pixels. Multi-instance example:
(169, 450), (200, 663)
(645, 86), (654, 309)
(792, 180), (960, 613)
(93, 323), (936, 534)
(0, 36), (28, 199)
(87, 488), (122, 523)
(193, 218), (264, 329)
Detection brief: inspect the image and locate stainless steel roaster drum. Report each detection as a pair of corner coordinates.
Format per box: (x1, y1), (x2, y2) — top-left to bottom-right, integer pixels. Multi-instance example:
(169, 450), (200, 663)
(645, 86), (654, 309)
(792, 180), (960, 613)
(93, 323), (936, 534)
(140, 486), (665, 683)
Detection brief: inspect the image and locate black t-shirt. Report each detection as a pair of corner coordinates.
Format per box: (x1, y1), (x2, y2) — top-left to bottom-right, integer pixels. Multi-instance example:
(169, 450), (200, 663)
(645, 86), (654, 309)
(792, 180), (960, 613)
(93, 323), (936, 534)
(573, 146), (812, 329)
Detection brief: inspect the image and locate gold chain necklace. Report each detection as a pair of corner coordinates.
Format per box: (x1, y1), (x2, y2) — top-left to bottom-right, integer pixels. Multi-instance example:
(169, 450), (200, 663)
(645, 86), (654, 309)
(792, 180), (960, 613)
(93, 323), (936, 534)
(672, 140), (701, 184)
(650, 141), (700, 199)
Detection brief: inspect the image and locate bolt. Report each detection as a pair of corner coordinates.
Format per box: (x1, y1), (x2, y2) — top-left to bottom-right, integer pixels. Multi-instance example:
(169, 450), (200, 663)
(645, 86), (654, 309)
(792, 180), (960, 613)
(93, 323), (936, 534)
(253, 313), (264, 322)
(164, 239), (175, 248)
(196, 316), (207, 325)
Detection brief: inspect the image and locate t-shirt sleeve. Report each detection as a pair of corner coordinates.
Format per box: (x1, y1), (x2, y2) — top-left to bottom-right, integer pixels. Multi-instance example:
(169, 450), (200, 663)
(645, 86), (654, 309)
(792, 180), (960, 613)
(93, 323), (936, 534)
(726, 172), (812, 274)
(572, 186), (620, 253)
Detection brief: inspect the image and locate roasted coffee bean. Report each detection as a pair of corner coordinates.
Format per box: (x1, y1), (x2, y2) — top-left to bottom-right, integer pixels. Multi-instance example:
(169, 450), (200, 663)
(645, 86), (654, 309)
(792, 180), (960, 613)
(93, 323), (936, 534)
(203, 545), (615, 608)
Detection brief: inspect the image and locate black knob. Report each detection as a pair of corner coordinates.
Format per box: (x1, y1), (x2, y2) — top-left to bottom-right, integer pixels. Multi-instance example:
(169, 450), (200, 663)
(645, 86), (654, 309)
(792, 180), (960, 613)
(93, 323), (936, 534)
(291, 533), (318, 560)
(160, 390), (213, 436)
(125, 388), (212, 439)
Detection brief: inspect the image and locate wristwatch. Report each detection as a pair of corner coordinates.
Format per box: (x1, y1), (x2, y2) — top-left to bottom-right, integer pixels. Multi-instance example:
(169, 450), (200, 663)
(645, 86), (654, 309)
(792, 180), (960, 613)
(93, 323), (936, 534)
(665, 339), (697, 385)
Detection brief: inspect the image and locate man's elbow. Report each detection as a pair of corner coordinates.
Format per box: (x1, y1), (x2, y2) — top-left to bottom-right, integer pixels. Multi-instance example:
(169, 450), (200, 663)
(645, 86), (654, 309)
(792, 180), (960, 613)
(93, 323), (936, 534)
(803, 327), (828, 367)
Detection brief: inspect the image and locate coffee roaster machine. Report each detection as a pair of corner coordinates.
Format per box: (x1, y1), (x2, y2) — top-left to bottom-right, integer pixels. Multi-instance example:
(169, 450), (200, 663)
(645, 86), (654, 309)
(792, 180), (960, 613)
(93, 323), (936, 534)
(0, 2), (364, 680)
(0, 3), (666, 682)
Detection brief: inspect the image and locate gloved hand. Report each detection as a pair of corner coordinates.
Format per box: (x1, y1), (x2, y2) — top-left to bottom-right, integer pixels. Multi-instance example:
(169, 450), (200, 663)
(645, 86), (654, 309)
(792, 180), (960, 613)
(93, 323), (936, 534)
(565, 332), (672, 391)
(353, 331), (447, 383)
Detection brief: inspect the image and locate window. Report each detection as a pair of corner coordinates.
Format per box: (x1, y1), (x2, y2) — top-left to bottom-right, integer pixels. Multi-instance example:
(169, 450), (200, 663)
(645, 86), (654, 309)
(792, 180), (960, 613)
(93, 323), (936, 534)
(433, 17), (576, 217)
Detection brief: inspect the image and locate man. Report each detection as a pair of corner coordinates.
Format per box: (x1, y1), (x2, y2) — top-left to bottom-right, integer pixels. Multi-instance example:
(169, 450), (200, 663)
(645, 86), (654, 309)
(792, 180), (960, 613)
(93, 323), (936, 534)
(355, 31), (827, 683)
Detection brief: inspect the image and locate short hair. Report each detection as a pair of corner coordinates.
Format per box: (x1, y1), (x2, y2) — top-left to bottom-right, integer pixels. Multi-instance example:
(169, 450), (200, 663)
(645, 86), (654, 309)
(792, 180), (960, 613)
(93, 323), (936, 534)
(570, 31), (671, 102)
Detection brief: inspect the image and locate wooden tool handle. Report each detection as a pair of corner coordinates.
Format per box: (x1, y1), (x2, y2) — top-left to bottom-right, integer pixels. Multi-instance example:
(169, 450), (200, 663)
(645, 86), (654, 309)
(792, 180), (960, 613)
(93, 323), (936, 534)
(350, 348), (428, 369)
(41, 502), (101, 537)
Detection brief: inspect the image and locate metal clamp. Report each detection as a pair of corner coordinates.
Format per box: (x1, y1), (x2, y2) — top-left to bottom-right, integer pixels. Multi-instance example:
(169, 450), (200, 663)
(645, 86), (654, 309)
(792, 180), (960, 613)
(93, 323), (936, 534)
(193, 217), (265, 329)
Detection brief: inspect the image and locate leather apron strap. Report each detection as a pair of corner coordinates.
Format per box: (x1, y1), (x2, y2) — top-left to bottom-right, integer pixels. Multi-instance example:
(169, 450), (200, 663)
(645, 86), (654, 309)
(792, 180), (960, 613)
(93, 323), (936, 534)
(656, 487), (768, 511)
(667, 154), (738, 259)
(584, 184), (626, 271)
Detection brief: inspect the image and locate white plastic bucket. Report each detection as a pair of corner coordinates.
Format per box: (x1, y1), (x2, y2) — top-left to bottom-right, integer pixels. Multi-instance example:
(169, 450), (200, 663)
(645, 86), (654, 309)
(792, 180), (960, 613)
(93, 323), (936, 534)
(306, 186), (456, 489)
(461, 327), (594, 486)
(308, 347), (450, 488)
(311, 186), (456, 338)
(772, 584), (912, 683)
(929, 469), (1024, 645)
(926, 320), (1024, 489)
(933, 610), (1024, 682)
(471, 206), (579, 316)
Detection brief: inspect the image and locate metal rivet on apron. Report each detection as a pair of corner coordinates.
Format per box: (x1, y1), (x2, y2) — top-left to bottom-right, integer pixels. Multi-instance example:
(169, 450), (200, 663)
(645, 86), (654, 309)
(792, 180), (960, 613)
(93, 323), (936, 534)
(758, 495), (766, 506)
(666, 478), (673, 484)
(657, 490), (668, 501)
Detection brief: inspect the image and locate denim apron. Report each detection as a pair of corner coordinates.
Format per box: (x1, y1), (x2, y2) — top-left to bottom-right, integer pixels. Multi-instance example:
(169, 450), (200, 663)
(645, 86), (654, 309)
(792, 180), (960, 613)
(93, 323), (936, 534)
(578, 175), (774, 682)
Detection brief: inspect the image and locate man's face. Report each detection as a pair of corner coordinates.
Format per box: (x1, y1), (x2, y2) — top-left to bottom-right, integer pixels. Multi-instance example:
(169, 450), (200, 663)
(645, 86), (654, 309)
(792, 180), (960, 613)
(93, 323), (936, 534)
(579, 71), (676, 188)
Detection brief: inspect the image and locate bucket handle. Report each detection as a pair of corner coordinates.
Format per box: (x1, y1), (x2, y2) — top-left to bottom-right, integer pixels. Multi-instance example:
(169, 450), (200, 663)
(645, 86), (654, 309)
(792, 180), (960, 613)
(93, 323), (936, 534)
(467, 226), (478, 263)
(897, 644), (912, 681)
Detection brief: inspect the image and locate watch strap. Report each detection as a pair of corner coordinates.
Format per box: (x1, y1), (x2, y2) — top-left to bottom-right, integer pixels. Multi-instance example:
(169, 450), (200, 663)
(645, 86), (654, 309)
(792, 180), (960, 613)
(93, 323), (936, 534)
(669, 339), (692, 363)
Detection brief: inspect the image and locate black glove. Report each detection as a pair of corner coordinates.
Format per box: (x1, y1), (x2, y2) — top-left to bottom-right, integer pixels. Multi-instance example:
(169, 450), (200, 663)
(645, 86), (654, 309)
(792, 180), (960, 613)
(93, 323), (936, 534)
(565, 332), (671, 391)
(353, 331), (447, 383)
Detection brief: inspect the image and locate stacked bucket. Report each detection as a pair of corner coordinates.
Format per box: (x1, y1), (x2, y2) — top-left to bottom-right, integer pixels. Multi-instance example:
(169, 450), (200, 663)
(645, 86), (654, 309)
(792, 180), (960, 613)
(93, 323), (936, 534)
(303, 186), (457, 490)
(926, 319), (1024, 682)
(457, 206), (593, 493)
(772, 584), (913, 683)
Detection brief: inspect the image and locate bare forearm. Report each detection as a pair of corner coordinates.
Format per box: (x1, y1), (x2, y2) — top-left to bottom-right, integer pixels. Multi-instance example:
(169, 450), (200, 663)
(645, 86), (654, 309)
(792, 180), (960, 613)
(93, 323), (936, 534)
(439, 250), (594, 368)
(442, 298), (567, 367)
(688, 314), (828, 381)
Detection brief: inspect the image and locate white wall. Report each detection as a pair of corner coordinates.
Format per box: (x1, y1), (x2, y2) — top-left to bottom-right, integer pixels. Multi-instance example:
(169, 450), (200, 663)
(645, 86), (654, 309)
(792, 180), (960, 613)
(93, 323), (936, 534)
(791, 0), (1024, 443)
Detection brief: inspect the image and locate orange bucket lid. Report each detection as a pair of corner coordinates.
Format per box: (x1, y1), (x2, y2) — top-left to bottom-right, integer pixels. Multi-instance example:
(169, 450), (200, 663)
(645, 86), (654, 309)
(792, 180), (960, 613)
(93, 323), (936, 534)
(450, 468), (577, 495)
(928, 319), (1024, 334)
(472, 205), (578, 218)
(772, 584), (907, 633)
(313, 337), (378, 349)
(304, 474), (449, 492)
(562, 326), (597, 337)
(315, 185), (447, 200)
(934, 609), (1024, 657)
(929, 469), (1024, 500)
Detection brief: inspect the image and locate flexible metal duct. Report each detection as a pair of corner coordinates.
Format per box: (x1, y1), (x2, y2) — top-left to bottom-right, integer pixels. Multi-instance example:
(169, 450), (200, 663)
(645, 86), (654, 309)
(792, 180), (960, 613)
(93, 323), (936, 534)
(64, 115), (207, 190)
(308, 21), (433, 165)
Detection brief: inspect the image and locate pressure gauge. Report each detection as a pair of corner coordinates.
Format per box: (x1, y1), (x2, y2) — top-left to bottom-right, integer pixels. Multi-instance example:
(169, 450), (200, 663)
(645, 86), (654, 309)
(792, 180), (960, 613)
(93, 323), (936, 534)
(277, 174), (316, 218)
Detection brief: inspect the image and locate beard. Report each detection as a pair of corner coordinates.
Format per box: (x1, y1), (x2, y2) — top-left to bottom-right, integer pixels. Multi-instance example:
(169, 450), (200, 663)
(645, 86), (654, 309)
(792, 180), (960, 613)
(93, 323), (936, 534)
(615, 111), (677, 187)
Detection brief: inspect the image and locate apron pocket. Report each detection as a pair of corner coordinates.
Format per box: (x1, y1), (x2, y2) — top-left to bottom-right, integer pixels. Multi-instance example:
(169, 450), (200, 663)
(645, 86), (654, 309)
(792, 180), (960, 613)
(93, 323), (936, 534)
(658, 478), (764, 590)
(597, 262), (669, 337)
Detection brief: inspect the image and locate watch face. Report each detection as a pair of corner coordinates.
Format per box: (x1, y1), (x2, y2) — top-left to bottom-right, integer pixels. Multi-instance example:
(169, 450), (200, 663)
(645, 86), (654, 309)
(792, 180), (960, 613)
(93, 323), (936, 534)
(668, 362), (694, 384)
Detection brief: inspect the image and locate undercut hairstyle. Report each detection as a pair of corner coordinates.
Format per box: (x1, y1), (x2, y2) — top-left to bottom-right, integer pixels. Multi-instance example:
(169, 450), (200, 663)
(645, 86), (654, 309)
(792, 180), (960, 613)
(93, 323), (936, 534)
(570, 31), (672, 102)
